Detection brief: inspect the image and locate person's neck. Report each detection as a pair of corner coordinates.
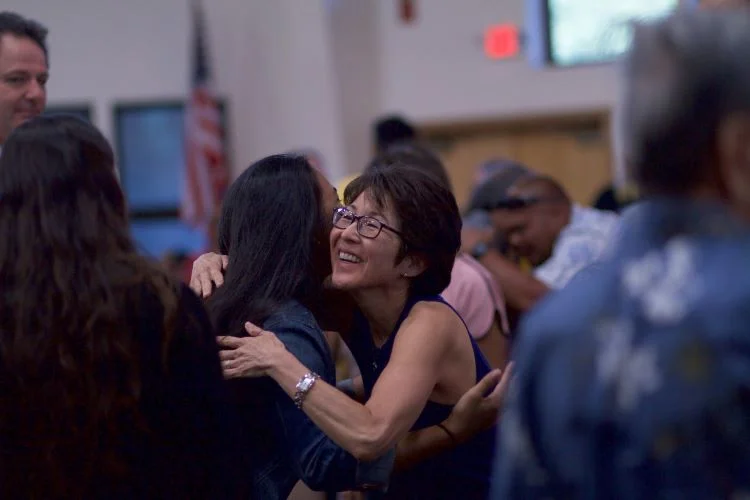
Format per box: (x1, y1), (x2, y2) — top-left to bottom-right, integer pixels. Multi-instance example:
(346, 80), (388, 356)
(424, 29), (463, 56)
(351, 285), (410, 347)
(560, 201), (573, 227)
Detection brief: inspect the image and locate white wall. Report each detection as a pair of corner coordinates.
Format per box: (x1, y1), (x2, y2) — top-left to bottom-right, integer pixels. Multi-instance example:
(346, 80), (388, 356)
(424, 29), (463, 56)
(376, 0), (619, 122)
(6, 0), (349, 179)
(329, 0), (380, 175)
(7, 0), (624, 179)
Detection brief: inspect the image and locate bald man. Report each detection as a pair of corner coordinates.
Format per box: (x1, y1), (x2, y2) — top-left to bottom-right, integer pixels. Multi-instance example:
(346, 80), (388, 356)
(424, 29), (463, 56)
(490, 175), (619, 290)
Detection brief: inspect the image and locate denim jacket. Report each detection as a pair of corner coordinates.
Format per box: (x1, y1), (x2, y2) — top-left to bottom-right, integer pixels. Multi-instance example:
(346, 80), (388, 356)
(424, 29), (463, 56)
(233, 300), (393, 499)
(492, 200), (750, 499)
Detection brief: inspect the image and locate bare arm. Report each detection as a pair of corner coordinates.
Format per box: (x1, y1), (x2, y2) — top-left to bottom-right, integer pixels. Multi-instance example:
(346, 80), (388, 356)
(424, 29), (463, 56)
(225, 303), (459, 461)
(478, 249), (549, 313)
(393, 365), (512, 471)
(274, 307), (451, 461)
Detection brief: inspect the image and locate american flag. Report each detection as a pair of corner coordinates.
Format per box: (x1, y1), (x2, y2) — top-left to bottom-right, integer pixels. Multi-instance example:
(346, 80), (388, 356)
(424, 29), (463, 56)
(182, 0), (228, 236)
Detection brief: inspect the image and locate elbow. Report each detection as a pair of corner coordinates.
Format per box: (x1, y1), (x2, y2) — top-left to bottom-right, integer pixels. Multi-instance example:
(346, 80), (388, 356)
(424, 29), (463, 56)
(350, 424), (391, 462)
(298, 470), (330, 492)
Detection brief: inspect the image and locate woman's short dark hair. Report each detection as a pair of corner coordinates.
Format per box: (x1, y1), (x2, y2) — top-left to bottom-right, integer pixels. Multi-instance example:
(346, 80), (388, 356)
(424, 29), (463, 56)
(344, 162), (461, 296)
(209, 154), (330, 335)
(377, 142), (453, 192)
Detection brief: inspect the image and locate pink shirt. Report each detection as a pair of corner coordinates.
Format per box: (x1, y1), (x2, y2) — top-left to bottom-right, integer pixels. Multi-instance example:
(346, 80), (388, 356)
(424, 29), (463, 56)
(441, 254), (510, 339)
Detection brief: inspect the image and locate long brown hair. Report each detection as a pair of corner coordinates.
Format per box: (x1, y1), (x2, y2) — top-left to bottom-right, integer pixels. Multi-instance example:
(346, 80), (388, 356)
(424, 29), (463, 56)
(0, 115), (178, 498)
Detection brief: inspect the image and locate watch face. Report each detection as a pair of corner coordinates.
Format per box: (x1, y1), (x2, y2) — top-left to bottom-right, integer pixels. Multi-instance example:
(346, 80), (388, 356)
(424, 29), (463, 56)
(298, 377), (314, 391)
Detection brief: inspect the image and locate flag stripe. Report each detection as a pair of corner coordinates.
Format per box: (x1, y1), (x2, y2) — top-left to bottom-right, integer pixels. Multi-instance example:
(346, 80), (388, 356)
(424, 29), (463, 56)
(181, 1), (227, 240)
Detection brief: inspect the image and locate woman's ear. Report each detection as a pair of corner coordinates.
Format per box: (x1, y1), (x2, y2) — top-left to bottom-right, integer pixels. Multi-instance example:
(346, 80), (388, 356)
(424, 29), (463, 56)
(398, 253), (428, 279)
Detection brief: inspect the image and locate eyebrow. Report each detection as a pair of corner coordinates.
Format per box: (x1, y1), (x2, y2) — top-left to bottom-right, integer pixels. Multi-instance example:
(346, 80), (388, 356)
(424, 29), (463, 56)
(348, 204), (389, 222)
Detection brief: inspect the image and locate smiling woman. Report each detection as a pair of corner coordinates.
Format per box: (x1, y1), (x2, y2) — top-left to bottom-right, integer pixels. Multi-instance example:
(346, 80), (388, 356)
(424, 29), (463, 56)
(197, 153), (510, 498)
(230, 162), (501, 499)
(0, 11), (48, 146)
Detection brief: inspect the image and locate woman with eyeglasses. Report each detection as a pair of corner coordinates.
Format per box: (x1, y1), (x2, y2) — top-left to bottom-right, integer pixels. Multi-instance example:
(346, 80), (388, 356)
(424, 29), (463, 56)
(201, 154), (508, 498)
(216, 161), (501, 499)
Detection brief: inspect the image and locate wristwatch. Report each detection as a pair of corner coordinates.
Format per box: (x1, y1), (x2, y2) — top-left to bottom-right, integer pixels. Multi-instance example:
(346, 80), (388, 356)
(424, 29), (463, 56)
(294, 372), (320, 409)
(470, 241), (489, 260)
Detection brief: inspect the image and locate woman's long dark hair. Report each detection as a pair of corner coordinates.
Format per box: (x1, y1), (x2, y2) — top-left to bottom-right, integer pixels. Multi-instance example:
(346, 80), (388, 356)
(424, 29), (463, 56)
(0, 115), (178, 498)
(208, 154), (330, 336)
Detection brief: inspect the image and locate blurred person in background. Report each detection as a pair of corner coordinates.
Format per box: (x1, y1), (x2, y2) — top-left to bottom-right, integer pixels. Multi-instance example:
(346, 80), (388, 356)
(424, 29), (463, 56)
(373, 114), (417, 154)
(462, 158), (531, 242)
(492, 175), (619, 290)
(0, 116), (239, 499)
(494, 8), (750, 497)
(464, 175), (618, 327)
(592, 180), (640, 213)
(335, 114), (419, 195)
(0, 11), (48, 151)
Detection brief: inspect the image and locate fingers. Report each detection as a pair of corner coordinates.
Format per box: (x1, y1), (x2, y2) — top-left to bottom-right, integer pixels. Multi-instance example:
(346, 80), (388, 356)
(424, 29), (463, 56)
(218, 349), (241, 361)
(217, 336), (244, 349)
(244, 321), (264, 337)
(189, 252), (227, 298)
(487, 362), (514, 403)
(189, 274), (203, 297)
(221, 358), (240, 371)
(223, 366), (248, 379)
(199, 272), (214, 298)
(209, 265), (225, 289)
(468, 368), (504, 397)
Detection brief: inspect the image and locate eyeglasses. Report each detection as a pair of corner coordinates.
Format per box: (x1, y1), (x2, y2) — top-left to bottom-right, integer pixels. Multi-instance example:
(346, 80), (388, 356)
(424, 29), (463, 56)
(332, 206), (403, 239)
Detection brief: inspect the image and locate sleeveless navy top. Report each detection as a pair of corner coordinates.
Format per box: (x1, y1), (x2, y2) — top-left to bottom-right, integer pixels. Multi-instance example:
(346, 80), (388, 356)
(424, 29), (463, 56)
(348, 295), (496, 499)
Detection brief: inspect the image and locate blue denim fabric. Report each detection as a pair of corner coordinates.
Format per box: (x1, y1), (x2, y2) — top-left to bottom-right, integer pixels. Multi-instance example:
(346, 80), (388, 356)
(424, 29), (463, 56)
(492, 199), (750, 499)
(236, 300), (393, 499)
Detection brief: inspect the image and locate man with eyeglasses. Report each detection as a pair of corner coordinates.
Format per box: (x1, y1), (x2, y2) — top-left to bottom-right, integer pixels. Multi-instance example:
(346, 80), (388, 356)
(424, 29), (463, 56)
(0, 12), (48, 155)
(490, 175), (619, 290)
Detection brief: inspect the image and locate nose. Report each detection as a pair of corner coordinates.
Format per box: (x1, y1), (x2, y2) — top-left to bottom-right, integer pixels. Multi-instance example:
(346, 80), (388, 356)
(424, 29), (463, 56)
(340, 220), (361, 241)
(24, 79), (46, 103)
(508, 232), (523, 249)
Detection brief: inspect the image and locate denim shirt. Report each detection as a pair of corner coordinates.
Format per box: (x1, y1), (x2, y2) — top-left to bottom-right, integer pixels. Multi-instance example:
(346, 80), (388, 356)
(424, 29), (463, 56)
(492, 199), (750, 499)
(232, 300), (394, 499)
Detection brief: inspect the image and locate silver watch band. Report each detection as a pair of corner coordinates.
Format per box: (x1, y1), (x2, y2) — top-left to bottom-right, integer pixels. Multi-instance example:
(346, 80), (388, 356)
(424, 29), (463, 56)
(294, 372), (319, 409)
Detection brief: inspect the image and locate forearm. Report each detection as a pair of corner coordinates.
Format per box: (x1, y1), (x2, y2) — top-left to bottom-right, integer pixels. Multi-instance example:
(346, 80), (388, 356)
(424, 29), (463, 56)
(268, 350), (392, 462)
(394, 424), (454, 472)
(479, 250), (548, 312)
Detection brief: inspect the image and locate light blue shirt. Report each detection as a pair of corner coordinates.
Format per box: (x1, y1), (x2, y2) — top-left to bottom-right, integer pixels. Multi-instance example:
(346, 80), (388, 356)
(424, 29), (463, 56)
(533, 204), (619, 289)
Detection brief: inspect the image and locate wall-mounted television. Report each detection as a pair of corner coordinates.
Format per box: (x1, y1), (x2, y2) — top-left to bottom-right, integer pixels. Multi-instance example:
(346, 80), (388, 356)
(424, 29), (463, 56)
(537, 0), (680, 67)
(114, 99), (228, 258)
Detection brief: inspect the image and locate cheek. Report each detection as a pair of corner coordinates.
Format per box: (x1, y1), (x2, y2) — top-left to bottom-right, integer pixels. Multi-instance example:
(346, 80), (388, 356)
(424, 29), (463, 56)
(329, 228), (341, 250)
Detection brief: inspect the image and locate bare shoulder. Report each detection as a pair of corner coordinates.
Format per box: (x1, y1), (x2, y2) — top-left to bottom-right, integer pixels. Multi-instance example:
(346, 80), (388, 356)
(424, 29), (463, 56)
(399, 300), (465, 341)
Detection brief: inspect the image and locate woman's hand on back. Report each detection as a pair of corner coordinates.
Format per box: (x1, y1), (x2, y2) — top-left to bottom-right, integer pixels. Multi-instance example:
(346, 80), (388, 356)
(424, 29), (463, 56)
(217, 322), (288, 379)
(442, 362), (514, 442)
(189, 252), (229, 298)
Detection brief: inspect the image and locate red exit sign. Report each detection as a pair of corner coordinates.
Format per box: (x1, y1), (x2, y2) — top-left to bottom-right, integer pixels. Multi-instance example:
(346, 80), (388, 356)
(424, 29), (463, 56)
(484, 24), (521, 60)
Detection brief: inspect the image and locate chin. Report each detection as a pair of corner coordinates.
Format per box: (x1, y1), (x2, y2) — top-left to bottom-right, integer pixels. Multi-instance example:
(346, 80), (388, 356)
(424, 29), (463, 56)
(330, 276), (354, 291)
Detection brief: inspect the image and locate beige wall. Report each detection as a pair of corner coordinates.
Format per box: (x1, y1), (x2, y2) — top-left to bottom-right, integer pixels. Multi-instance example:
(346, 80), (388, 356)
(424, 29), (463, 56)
(7, 0), (638, 180)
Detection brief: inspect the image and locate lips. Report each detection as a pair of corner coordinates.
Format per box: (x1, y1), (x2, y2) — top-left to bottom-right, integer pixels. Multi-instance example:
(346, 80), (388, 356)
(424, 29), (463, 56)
(13, 109), (41, 121)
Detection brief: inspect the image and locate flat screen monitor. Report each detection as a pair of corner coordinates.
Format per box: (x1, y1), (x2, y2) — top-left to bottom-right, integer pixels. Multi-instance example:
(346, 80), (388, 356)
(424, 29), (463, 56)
(544, 0), (679, 66)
